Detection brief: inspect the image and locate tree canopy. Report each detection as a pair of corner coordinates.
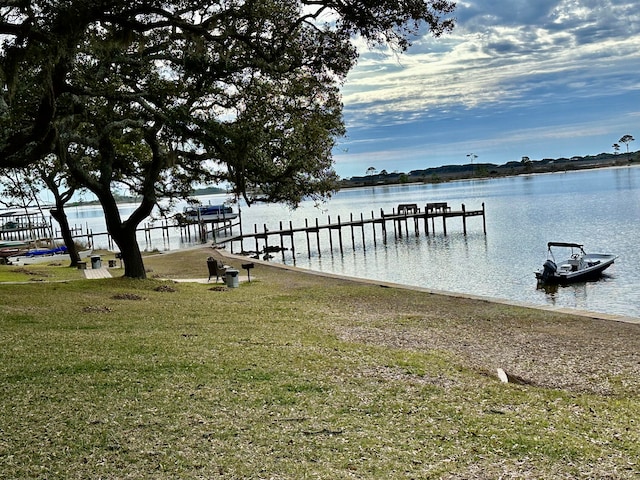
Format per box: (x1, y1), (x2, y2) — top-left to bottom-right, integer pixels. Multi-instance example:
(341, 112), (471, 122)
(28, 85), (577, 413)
(0, 0), (456, 277)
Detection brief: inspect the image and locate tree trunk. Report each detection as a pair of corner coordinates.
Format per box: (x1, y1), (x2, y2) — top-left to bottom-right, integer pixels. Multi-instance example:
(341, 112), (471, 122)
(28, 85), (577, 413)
(49, 206), (81, 267)
(99, 194), (149, 279)
(111, 227), (147, 279)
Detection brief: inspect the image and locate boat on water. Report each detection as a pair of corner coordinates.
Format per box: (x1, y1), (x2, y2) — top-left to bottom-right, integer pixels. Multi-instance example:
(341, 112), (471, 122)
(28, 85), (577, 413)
(182, 204), (238, 223)
(535, 242), (617, 284)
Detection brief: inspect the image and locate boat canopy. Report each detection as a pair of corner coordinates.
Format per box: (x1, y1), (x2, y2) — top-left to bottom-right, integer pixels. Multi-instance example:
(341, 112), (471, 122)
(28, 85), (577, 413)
(547, 242), (583, 249)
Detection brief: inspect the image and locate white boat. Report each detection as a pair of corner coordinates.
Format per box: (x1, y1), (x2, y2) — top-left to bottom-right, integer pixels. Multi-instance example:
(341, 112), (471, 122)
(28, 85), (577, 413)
(535, 242), (617, 284)
(182, 204), (238, 223)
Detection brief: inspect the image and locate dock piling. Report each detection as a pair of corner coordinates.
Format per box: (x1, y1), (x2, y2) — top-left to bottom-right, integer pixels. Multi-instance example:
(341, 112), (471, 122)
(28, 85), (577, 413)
(462, 204), (467, 235)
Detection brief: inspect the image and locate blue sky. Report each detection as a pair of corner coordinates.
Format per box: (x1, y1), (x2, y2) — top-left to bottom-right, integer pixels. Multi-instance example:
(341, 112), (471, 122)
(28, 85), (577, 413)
(334, 0), (640, 178)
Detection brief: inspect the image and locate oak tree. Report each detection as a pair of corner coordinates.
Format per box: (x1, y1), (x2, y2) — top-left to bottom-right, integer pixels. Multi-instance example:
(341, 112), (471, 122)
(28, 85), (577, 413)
(1, 1), (456, 278)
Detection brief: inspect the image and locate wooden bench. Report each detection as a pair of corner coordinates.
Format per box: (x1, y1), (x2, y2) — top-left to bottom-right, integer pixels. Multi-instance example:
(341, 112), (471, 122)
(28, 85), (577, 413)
(426, 202), (450, 213)
(397, 203), (419, 215)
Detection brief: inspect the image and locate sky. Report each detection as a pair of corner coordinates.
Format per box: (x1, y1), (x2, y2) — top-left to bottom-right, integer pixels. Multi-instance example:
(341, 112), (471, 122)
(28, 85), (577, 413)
(333, 0), (640, 179)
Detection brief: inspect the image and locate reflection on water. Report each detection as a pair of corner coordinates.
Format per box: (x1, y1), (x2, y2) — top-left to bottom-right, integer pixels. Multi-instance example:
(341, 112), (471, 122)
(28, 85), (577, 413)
(537, 282), (560, 298)
(536, 279), (591, 306)
(64, 166), (640, 319)
(536, 273), (618, 308)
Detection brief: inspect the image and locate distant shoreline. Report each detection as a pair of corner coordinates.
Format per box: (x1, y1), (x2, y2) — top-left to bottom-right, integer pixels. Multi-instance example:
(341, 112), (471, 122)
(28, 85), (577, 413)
(63, 154), (639, 207)
(67, 186), (227, 207)
(340, 151), (639, 188)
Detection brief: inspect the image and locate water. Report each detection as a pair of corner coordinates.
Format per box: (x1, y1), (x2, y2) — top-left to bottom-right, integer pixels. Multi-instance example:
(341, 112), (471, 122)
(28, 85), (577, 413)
(66, 166), (640, 319)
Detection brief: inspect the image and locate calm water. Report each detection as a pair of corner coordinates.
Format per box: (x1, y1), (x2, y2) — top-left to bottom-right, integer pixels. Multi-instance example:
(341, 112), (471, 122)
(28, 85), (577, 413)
(68, 166), (640, 319)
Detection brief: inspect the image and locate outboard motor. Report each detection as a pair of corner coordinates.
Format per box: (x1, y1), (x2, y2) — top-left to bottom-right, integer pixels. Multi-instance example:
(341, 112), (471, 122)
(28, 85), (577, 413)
(541, 259), (557, 282)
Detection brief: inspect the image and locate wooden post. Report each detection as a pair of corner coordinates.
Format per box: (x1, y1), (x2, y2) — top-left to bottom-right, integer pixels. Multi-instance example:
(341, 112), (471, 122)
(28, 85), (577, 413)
(289, 221), (295, 258)
(350, 213), (356, 250)
(337, 215), (344, 255)
(361, 213), (366, 250)
(315, 218), (321, 256)
(279, 221), (285, 261)
(328, 216), (333, 252)
(305, 218), (311, 258)
(392, 209), (398, 239)
(263, 223), (269, 255)
(442, 211), (447, 236)
(462, 204), (467, 235)
(254, 224), (259, 254)
(482, 202), (487, 234)
(371, 211), (377, 247)
(280, 220), (284, 255)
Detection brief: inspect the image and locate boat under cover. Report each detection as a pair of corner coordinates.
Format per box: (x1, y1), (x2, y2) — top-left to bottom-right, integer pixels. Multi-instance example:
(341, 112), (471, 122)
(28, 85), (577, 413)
(183, 204), (238, 222)
(535, 242), (617, 284)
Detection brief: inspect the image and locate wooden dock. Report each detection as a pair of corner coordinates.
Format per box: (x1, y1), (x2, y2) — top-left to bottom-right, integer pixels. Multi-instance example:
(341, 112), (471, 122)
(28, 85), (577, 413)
(0, 210), (52, 242)
(5, 202), (484, 256)
(226, 202), (486, 259)
(44, 216), (239, 251)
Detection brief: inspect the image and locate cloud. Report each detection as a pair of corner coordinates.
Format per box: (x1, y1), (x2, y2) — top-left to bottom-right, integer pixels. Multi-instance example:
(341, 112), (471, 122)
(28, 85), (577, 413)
(341, 0), (640, 127)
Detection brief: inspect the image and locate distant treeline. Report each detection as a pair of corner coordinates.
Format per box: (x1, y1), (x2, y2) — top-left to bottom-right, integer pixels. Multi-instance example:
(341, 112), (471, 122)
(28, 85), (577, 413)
(192, 186), (227, 195)
(67, 186), (227, 207)
(341, 151), (639, 188)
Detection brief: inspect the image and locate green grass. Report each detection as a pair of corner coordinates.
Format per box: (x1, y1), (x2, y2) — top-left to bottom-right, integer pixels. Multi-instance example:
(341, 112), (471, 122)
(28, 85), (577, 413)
(0, 262), (86, 283)
(1, 252), (639, 478)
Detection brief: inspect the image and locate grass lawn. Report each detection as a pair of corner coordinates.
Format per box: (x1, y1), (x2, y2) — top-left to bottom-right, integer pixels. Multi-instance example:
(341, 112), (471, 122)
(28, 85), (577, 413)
(1, 247), (639, 478)
(0, 262), (86, 283)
